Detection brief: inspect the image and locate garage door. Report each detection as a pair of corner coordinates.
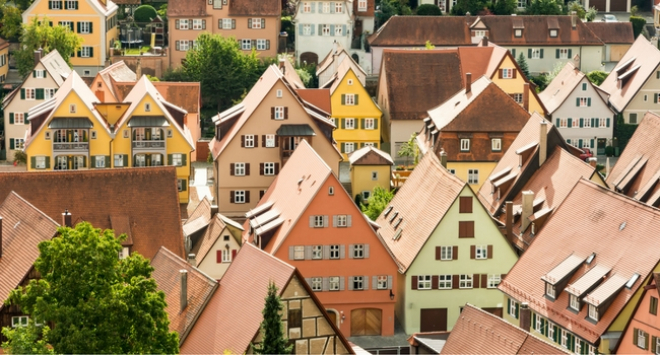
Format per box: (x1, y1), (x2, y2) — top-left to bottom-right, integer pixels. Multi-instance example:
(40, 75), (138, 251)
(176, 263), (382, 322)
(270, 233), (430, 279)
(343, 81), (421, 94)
(351, 308), (382, 336)
(589, 0), (606, 11)
(610, 0), (626, 11)
(420, 308), (447, 332)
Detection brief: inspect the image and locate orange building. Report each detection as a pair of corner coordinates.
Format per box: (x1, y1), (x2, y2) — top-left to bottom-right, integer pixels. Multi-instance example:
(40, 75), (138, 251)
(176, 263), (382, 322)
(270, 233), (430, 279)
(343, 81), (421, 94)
(617, 274), (660, 354)
(243, 140), (398, 337)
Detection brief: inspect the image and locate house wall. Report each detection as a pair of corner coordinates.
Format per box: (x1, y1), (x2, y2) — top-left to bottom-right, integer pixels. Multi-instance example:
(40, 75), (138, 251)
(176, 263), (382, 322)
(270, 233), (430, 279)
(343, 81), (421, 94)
(0, 267), (40, 343)
(402, 186), (518, 334)
(196, 226), (241, 280)
(621, 63), (660, 124)
(617, 287), (660, 354)
(490, 54), (545, 116)
(0, 44), (8, 83)
(390, 120), (423, 165)
(3, 62), (60, 162)
(273, 174), (398, 337)
(446, 161), (497, 191)
(294, 0), (352, 65)
(505, 46), (602, 75)
(350, 164), (391, 200)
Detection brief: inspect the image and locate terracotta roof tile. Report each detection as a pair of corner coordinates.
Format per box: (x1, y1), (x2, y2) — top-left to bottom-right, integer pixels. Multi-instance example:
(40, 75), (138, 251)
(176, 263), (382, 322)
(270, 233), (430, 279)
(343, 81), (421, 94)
(441, 304), (569, 354)
(151, 247), (218, 344)
(585, 22), (635, 44)
(167, 0), (207, 17)
(229, 0), (280, 16)
(538, 62), (586, 115)
(0, 192), (59, 309)
(295, 89), (332, 114)
(0, 168), (185, 260)
(476, 16), (603, 46)
(498, 179), (660, 343)
(368, 16), (472, 46)
(98, 61), (137, 98)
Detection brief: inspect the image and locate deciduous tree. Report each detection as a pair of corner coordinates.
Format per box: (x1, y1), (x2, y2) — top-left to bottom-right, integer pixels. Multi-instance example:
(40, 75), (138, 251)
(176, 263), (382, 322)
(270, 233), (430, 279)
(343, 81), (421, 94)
(362, 186), (395, 221)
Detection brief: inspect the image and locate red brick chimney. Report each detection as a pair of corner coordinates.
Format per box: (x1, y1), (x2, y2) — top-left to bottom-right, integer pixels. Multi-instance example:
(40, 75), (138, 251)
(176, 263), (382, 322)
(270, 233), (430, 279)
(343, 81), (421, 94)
(465, 73), (472, 94)
(62, 209), (72, 228)
(519, 302), (531, 332)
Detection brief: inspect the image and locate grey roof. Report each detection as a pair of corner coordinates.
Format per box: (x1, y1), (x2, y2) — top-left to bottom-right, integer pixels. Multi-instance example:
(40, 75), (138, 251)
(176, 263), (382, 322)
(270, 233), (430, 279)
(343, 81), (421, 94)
(48, 117), (93, 129)
(128, 116), (170, 127)
(276, 124), (316, 136)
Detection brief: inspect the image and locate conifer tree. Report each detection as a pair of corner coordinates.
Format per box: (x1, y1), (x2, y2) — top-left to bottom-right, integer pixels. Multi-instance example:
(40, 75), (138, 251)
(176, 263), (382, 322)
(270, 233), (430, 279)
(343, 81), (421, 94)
(253, 281), (292, 355)
(517, 52), (531, 79)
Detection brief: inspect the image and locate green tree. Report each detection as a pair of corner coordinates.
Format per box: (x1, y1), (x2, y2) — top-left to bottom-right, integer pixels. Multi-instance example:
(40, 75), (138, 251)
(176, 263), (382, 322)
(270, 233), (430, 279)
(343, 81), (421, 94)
(361, 186), (395, 221)
(516, 52), (531, 79)
(3, 222), (179, 354)
(585, 6), (597, 21)
(0, 1), (23, 41)
(630, 16), (646, 38)
(526, 0), (563, 15)
(567, 1), (586, 18)
(14, 17), (83, 78)
(493, 0), (518, 15)
(157, 3), (167, 21)
(252, 281), (292, 355)
(376, 0), (412, 27)
(1, 321), (53, 354)
(133, 4), (158, 22)
(397, 133), (418, 168)
(450, 0), (490, 15)
(416, 3), (442, 15)
(586, 70), (608, 86)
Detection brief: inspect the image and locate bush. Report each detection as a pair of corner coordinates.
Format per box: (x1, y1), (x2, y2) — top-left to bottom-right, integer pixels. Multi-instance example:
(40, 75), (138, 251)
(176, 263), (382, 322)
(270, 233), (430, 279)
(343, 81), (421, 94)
(585, 6), (597, 21)
(605, 146), (614, 157)
(416, 4), (443, 15)
(630, 16), (646, 38)
(493, 0), (517, 14)
(586, 70), (608, 86)
(530, 74), (549, 92)
(13, 150), (27, 165)
(133, 5), (158, 22)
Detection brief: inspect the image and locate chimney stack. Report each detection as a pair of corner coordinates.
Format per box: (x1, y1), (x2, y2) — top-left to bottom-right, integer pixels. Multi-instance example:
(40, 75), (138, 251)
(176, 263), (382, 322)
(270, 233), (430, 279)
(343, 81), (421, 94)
(521, 191), (534, 232)
(187, 253), (196, 267)
(136, 58), (142, 79)
(481, 36), (489, 47)
(523, 83), (530, 112)
(440, 149), (448, 168)
(539, 120), (548, 166)
(519, 302), (531, 332)
(34, 48), (43, 65)
(571, 11), (577, 29)
(278, 56), (286, 74)
(180, 269), (188, 312)
(505, 201), (513, 241)
(62, 209), (72, 228)
(211, 204), (219, 216)
(0, 216), (3, 258)
(465, 73), (472, 94)
(588, 157), (597, 168)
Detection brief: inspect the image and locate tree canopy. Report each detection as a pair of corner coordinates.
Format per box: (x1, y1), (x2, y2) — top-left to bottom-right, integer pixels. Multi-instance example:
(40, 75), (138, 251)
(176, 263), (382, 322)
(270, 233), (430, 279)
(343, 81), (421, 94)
(133, 4), (158, 22)
(525, 0), (563, 15)
(376, 0), (412, 27)
(416, 4), (442, 15)
(2, 222), (179, 354)
(586, 70), (608, 86)
(516, 52), (531, 79)
(252, 281), (292, 355)
(362, 186), (395, 221)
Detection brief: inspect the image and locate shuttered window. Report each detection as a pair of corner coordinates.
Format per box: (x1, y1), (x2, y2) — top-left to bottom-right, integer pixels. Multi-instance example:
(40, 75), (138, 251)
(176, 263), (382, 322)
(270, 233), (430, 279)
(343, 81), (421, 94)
(458, 221), (475, 238)
(459, 196), (472, 213)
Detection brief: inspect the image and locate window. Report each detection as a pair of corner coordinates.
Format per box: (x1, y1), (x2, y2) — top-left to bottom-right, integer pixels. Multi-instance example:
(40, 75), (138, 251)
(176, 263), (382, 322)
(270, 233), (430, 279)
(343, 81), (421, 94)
(546, 282), (556, 298)
(302, 24), (312, 35)
(364, 118), (375, 130)
(474, 30), (486, 38)
(438, 275), (452, 289)
(548, 321), (555, 340)
(502, 68), (514, 78)
(508, 93), (521, 104)
(294, 246), (305, 260)
(559, 48), (569, 59)
(335, 2), (343, 12)
(95, 156), (106, 168)
(222, 18), (233, 29)
(344, 94), (355, 105)
(234, 162), (245, 176)
(459, 274), (473, 288)
(345, 118), (356, 129)
(265, 134), (276, 147)
(14, 139), (24, 149)
(241, 39), (251, 50)
(250, 18), (262, 29)
(256, 39), (267, 50)
(13, 112), (24, 124)
(561, 329), (568, 348)
(221, 249), (231, 262)
(637, 329), (646, 349)
(313, 215), (324, 228)
(358, 0), (367, 10)
(264, 162), (275, 175)
(114, 154), (124, 167)
(418, 275), (431, 290)
(558, 118), (568, 128)
(234, 190), (246, 204)
(630, 113), (638, 124)
(353, 276), (364, 290)
(80, 21), (91, 33)
(80, 46), (92, 57)
(334, 25), (343, 36)
(330, 245), (340, 259)
(11, 316), (29, 328)
(274, 106), (285, 120)
(35, 156), (46, 169)
(25, 88), (35, 100)
(322, 2), (330, 12)
(492, 138), (502, 151)
(440, 246), (452, 260)
(65, 0), (77, 9)
(344, 142), (355, 154)
(311, 277), (322, 291)
(488, 274), (501, 288)
(468, 169), (479, 185)
(535, 314), (543, 332)
(178, 40), (190, 51)
(362, 191), (371, 199)
(83, 70), (91, 77)
(50, 0), (62, 9)
(373, 276), (387, 290)
(179, 19), (189, 30)
(588, 304), (598, 321)
(460, 138), (470, 151)
(475, 246), (487, 259)
(303, 2), (311, 12)
(192, 19), (203, 30)
(312, 245), (323, 259)
(578, 98), (589, 107)
(243, 134), (254, 148)
(329, 187), (334, 195)
(570, 294), (580, 310)
(531, 48), (541, 59)
(515, 28), (523, 36)
(329, 276), (340, 290)
(172, 154), (183, 166)
(651, 296), (658, 315)
(337, 215), (347, 227)
(35, 70), (45, 78)
(44, 88), (56, 99)
(509, 299), (518, 317)
(655, 337), (660, 355)
(550, 29), (558, 37)
(353, 244), (364, 258)
(322, 24), (331, 36)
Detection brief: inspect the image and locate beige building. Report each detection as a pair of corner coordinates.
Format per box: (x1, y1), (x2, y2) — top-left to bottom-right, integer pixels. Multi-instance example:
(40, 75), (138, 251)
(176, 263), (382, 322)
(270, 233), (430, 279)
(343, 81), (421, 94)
(167, 0), (280, 69)
(2, 49), (71, 162)
(209, 65), (342, 218)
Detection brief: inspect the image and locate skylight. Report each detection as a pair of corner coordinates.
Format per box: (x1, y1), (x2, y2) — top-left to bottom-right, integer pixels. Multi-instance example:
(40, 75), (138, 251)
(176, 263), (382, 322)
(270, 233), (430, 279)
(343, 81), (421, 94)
(384, 206), (393, 217)
(626, 273), (640, 289)
(389, 211), (399, 223)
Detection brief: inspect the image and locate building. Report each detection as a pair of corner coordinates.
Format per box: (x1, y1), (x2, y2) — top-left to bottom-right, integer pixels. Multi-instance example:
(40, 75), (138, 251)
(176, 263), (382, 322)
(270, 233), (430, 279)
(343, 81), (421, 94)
(538, 62), (613, 155)
(615, 273), (660, 354)
(376, 152), (518, 334)
(0, 167), (186, 259)
(417, 76), (531, 190)
(599, 36), (660, 124)
(439, 304), (570, 354)
(0, 37), (8, 83)
(377, 45), (544, 162)
(499, 179), (660, 354)
(243, 140), (398, 337)
(167, 0), (280, 69)
(317, 42), (366, 88)
(606, 112), (660, 206)
(24, 72), (195, 203)
(23, 0), (119, 77)
(348, 146), (393, 201)
(2, 49), (72, 162)
(583, 0), (631, 13)
(181, 243), (353, 354)
(209, 65), (342, 218)
(584, 22), (635, 71)
(89, 60), (137, 103)
(0, 192), (60, 344)
(477, 115), (605, 253)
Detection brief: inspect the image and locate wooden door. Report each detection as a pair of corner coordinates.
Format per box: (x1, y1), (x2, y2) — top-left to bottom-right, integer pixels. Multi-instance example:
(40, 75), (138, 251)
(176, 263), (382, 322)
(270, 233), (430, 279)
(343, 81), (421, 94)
(420, 308), (447, 332)
(327, 311), (337, 326)
(351, 308), (382, 336)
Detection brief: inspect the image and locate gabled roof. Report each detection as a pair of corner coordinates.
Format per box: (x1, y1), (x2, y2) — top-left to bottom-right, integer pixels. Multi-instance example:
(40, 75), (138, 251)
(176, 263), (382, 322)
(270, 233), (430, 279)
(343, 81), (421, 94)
(376, 153), (466, 272)
(368, 16), (472, 47)
(193, 213), (243, 267)
(167, 0), (207, 17)
(97, 61), (136, 99)
(113, 81), (201, 115)
(295, 89), (332, 114)
(441, 304), (569, 354)
(151, 247), (218, 344)
(599, 36), (660, 112)
(499, 179), (660, 344)
(474, 16), (603, 46)
(326, 57), (368, 94)
(229, 0), (280, 16)
(538, 62), (588, 115)
(585, 22), (635, 44)
(279, 57), (305, 89)
(0, 192), (59, 310)
(317, 43), (367, 88)
(348, 146), (394, 165)
(0, 167), (185, 259)
(183, 197), (213, 237)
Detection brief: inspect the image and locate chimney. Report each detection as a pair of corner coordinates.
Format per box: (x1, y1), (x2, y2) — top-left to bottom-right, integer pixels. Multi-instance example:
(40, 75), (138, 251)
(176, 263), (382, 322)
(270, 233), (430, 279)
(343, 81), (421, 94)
(571, 11), (577, 29)
(136, 58), (142, 79)
(180, 269), (188, 312)
(519, 302), (531, 332)
(211, 204), (219, 216)
(539, 120), (548, 166)
(34, 48), (43, 65)
(62, 209), (72, 228)
(523, 83), (530, 112)
(588, 157), (597, 168)
(521, 191), (534, 232)
(505, 201), (513, 241)
(481, 36), (488, 47)
(187, 253), (196, 267)
(465, 73), (472, 94)
(278, 56), (286, 74)
(0, 216), (3, 258)
(440, 149), (448, 168)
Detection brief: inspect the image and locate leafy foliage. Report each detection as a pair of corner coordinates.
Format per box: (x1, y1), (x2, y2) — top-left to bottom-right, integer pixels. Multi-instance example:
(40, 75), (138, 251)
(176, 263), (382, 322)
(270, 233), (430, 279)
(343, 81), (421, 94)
(630, 4), (638, 16)
(3, 222), (179, 354)
(133, 4), (158, 22)
(157, 4), (167, 21)
(425, 40), (435, 49)
(630, 16), (646, 38)
(416, 3), (442, 15)
(296, 68), (312, 87)
(252, 282), (292, 355)
(1, 321), (53, 354)
(530, 74), (549, 92)
(614, 114), (638, 152)
(450, 0), (490, 15)
(398, 133), (418, 167)
(361, 186), (395, 221)
(492, 0), (518, 15)
(13, 150), (27, 165)
(586, 70), (608, 86)
(516, 52), (531, 79)
(526, 0), (563, 15)
(0, 1), (23, 41)
(376, 0), (412, 27)
(585, 6), (597, 21)
(567, 1), (586, 19)
(295, 62), (319, 88)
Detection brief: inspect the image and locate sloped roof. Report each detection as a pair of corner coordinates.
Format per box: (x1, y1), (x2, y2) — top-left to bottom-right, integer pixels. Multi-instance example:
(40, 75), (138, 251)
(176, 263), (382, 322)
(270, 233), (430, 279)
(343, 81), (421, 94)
(317, 42), (367, 86)
(376, 153), (466, 272)
(114, 81), (201, 115)
(98, 61), (136, 99)
(0, 192), (59, 310)
(475, 16), (603, 46)
(368, 16), (472, 46)
(348, 146), (394, 165)
(167, 0), (207, 17)
(441, 304), (569, 354)
(40, 49), (73, 86)
(295, 89), (332, 114)
(599, 36), (660, 112)
(585, 22), (635, 44)
(538, 62), (586, 115)
(499, 179), (660, 344)
(280, 57), (305, 89)
(151, 247), (218, 344)
(0, 168), (185, 259)
(229, 0), (280, 16)
(193, 214), (241, 266)
(183, 197), (212, 237)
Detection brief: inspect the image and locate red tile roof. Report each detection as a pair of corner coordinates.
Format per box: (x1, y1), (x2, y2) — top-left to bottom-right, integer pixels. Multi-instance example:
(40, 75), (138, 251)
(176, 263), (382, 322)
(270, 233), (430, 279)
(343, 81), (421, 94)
(0, 192), (59, 310)
(296, 89), (332, 114)
(368, 16), (472, 47)
(167, 0), (207, 17)
(499, 179), (660, 343)
(151, 247), (218, 344)
(0, 168), (185, 260)
(475, 16), (603, 46)
(585, 22), (635, 44)
(229, 0), (280, 16)
(441, 304), (569, 354)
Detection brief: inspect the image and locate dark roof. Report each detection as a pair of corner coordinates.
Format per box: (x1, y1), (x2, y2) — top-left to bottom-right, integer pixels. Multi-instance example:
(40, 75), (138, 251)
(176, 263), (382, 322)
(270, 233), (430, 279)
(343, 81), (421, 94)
(167, 0), (207, 17)
(368, 16), (472, 46)
(584, 22), (635, 44)
(476, 16), (604, 46)
(353, 0), (375, 16)
(0, 168), (185, 260)
(229, 0), (280, 16)
(276, 124), (315, 136)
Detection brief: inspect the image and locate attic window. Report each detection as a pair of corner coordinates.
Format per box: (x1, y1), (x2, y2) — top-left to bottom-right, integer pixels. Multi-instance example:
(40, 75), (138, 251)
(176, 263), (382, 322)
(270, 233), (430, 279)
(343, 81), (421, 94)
(626, 273), (640, 289)
(329, 186), (334, 195)
(383, 206), (393, 217)
(393, 217), (403, 229)
(277, 89), (283, 98)
(389, 211), (398, 223)
(145, 103), (151, 112)
(549, 29), (558, 37)
(347, 79), (354, 85)
(588, 304), (599, 321)
(515, 29), (522, 37)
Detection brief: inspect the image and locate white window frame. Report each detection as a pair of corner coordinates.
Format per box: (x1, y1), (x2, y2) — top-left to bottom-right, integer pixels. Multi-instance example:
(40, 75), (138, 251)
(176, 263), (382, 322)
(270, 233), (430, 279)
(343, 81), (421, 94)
(303, 2), (311, 12)
(548, 321), (555, 340)
(313, 215), (324, 228)
(114, 154), (123, 167)
(274, 106), (285, 120)
(438, 274), (452, 289)
(70, 104), (77, 113)
(570, 294), (580, 310)
(244, 134), (254, 147)
(475, 245), (488, 259)
(322, 24), (331, 36)
(25, 88), (36, 100)
(513, 93), (523, 104)
(50, 0), (62, 9)
(80, 21), (91, 33)
(344, 94), (355, 105)
(535, 314), (543, 332)
(474, 30), (486, 38)
(460, 138), (470, 151)
(251, 18), (262, 29)
(579, 97), (588, 107)
(329, 245), (340, 259)
(35, 156), (46, 169)
(353, 244), (364, 258)
(311, 277), (322, 291)
(222, 18), (232, 29)
(44, 88), (56, 99)
(322, 2), (330, 12)
(377, 275), (388, 290)
(502, 68), (513, 79)
(179, 40), (190, 51)
(344, 142), (355, 154)
(550, 29), (558, 37)
(492, 138), (502, 151)
(234, 162), (245, 176)
(468, 169), (479, 185)
(531, 48), (541, 59)
(11, 316), (29, 328)
(265, 134), (276, 147)
(312, 245), (323, 259)
(334, 25), (343, 36)
(440, 246), (453, 260)
(172, 154), (183, 166)
(599, 118), (607, 128)
(588, 304), (598, 321)
(95, 155), (105, 168)
(66, 0), (77, 9)
(575, 338), (582, 354)
(561, 329), (568, 348)
(35, 70), (45, 78)
(303, 24), (312, 35)
(364, 118), (375, 130)
(179, 19), (189, 30)
(14, 112), (25, 124)
(546, 282), (556, 298)
(234, 190), (246, 204)
(638, 329), (646, 349)
(192, 19), (203, 30)
(509, 299), (518, 317)
(335, 2), (343, 12)
(515, 28), (523, 36)
(345, 118), (356, 129)
(80, 46), (92, 57)
(559, 118), (568, 128)
(329, 276), (340, 290)
(264, 162), (275, 175)
(337, 215), (347, 227)
(14, 139), (24, 150)
(241, 39), (251, 50)
(583, 117), (592, 128)
(294, 246), (305, 260)
(459, 274), (473, 289)
(418, 275), (431, 290)
(256, 39), (267, 51)
(353, 276), (364, 290)
(371, 171), (378, 180)
(221, 248), (231, 262)
(559, 48), (569, 59)
(358, 0), (367, 10)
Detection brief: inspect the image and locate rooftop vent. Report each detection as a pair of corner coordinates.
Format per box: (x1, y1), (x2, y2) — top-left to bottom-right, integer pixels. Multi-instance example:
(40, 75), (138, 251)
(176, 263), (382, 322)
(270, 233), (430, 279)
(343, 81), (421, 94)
(393, 229), (402, 241)
(389, 211), (399, 223)
(394, 217), (403, 229)
(619, 221), (626, 231)
(384, 206), (393, 217)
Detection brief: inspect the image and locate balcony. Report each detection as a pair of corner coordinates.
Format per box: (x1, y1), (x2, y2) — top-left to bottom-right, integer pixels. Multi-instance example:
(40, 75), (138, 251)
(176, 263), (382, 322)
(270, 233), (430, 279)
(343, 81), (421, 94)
(132, 140), (165, 149)
(53, 142), (89, 150)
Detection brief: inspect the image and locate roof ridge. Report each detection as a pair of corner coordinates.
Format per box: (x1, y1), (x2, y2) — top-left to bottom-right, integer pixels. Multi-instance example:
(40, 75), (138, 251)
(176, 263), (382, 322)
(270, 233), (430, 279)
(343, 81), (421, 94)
(156, 246), (218, 285)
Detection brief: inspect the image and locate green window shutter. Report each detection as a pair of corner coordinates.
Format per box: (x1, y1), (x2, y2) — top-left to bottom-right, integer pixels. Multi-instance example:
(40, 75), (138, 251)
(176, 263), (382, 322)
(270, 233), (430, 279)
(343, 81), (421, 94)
(588, 98), (591, 107)
(75, 1), (78, 9)
(83, 156), (87, 167)
(657, 71), (660, 79)
(590, 139), (595, 148)
(645, 332), (650, 350)
(374, 119), (379, 129)
(556, 49), (560, 58)
(568, 118), (572, 128)
(341, 118), (345, 129)
(77, 22), (81, 33)
(341, 94), (345, 105)
(578, 139), (583, 148)
(544, 319), (549, 337)
(360, 143), (365, 148)
(568, 49), (572, 58)
(591, 118), (595, 127)
(540, 49), (544, 58)
(634, 328), (639, 345)
(655, 94), (658, 103)
(33, 70), (36, 78)
(64, 0), (68, 9)
(182, 180), (187, 191)
(556, 118), (560, 126)
(355, 94), (359, 105)
(89, 22), (93, 33)
(167, 154), (172, 165)
(106, 155), (111, 168)
(9, 112), (14, 124)
(182, 154), (187, 166)
(528, 49), (532, 58)
(579, 118), (583, 127)
(30, 156), (36, 169)
(49, 1), (52, 8)
(583, 83), (587, 90)
(20, 89), (25, 100)
(652, 336), (658, 354)
(123, 154), (128, 166)
(45, 157), (50, 169)
(532, 313), (536, 330)
(89, 47), (94, 58)
(507, 298), (511, 314)
(607, 118), (611, 127)
(576, 98), (580, 106)
(515, 302), (520, 319)
(341, 143), (345, 153)
(36, 88), (44, 100)
(9, 138), (14, 149)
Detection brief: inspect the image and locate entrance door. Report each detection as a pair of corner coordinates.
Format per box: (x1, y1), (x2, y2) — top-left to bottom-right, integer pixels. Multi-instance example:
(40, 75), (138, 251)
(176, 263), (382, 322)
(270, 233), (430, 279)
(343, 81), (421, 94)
(351, 308), (382, 336)
(420, 308), (447, 332)
(327, 311), (337, 326)
(597, 138), (606, 155)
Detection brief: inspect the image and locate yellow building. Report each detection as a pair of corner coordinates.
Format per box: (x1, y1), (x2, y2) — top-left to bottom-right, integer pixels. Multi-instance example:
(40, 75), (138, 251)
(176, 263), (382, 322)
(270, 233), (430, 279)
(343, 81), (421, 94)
(23, 0), (119, 77)
(24, 71), (195, 203)
(324, 56), (382, 160)
(0, 38), (8, 83)
(348, 146), (393, 201)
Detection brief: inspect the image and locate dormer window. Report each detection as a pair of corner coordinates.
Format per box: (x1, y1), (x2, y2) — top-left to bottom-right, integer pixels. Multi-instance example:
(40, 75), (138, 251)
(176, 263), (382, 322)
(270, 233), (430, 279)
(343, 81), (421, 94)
(545, 282), (556, 299)
(588, 304), (598, 321)
(549, 29), (558, 37)
(69, 104), (76, 113)
(569, 294), (580, 311)
(515, 29), (523, 37)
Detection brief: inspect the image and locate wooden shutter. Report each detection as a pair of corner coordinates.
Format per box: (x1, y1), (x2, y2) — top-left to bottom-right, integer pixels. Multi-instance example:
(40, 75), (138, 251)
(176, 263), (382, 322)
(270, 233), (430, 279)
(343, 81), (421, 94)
(274, 163), (280, 174)
(459, 196), (472, 213)
(31, 157), (36, 169)
(245, 191), (250, 203)
(245, 163), (250, 175)
(260, 163), (264, 175)
(473, 274), (480, 288)
(175, 41), (180, 51)
(512, 69), (517, 78)
(270, 107), (275, 119)
(284, 107), (288, 119)
(230, 190), (235, 203)
(498, 69), (503, 79)
(230, 163), (235, 175)
(105, 156), (111, 168)
(431, 276), (439, 289)
(20, 89), (25, 100)
(339, 276), (345, 290)
(646, 332), (650, 350)
(528, 48), (532, 58)
(9, 138), (14, 150)
(556, 49), (560, 58)
(262, 135), (266, 146)
(202, 20), (206, 29)
(341, 94), (345, 104)
(486, 245), (493, 259)
(634, 328), (639, 346)
(481, 274), (487, 288)
(304, 246), (312, 260)
(539, 49), (544, 58)
(452, 275), (459, 289)
(261, 18), (265, 28)
(240, 135), (245, 147)
(452, 246), (458, 260)
(348, 244), (354, 259)
(652, 336), (658, 353)
(470, 245), (475, 259)
(248, 18), (252, 28)
(435, 246), (441, 260)
(411, 276), (418, 290)
(9, 112), (13, 124)
(266, 40), (270, 50)
(216, 250), (222, 263)
(289, 246), (294, 260)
